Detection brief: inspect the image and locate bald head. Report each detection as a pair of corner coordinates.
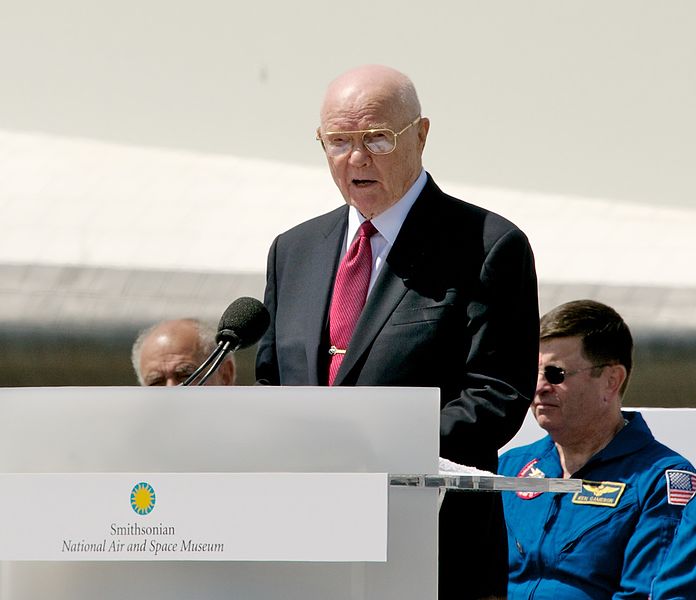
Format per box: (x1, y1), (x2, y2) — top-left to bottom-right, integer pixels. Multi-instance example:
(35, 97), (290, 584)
(320, 65), (422, 125)
(132, 318), (235, 387)
(318, 65), (429, 218)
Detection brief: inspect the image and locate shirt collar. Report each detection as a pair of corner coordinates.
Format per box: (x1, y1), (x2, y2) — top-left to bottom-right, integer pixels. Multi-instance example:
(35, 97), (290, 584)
(347, 169), (427, 244)
(534, 413), (653, 476)
(591, 411), (654, 462)
(569, 411), (654, 474)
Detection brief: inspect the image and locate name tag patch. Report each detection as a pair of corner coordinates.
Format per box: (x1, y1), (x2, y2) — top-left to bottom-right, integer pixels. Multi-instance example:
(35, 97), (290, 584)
(572, 480), (626, 507)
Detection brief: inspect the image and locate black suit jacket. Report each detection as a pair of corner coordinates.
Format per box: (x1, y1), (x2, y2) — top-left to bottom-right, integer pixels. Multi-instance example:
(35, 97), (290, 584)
(257, 174), (539, 598)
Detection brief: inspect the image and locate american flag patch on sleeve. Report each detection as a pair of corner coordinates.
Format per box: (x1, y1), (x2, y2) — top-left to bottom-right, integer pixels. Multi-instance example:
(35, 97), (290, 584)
(665, 470), (696, 506)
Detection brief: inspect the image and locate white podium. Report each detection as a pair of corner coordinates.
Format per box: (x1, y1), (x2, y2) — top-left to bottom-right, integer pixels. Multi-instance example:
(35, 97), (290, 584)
(0, 386), (442, 600)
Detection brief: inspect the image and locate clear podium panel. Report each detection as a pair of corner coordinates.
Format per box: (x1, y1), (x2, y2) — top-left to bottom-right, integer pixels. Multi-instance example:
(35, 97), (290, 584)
(392, 473), (583, 493)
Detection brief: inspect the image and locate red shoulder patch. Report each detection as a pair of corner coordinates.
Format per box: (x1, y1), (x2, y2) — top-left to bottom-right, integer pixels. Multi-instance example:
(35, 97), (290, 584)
(516, 458), (546, 500)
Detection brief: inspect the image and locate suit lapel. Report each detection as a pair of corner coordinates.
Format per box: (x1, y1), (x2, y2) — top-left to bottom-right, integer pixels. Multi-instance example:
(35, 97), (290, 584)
(304, 207), (347, 384)
(332, 178), (440, 385)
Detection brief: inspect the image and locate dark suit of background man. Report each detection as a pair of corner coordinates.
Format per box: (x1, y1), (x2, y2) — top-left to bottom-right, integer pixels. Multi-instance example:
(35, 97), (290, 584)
(256, 64), (539, 600)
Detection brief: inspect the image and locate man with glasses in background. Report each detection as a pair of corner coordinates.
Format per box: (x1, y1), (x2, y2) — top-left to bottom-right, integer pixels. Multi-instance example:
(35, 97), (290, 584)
(499, 299), (694, 599)
(256, 64), (539, 599)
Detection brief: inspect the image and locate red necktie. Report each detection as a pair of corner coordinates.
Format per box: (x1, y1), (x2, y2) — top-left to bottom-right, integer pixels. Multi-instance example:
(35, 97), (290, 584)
(327, 220), (378, 385)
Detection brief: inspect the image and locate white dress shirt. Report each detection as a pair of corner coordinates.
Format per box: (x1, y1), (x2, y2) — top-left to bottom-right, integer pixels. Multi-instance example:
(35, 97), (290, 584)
(344, 169), (427, 294)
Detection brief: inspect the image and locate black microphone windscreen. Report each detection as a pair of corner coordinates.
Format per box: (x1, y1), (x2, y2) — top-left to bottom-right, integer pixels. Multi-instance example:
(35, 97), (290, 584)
(216, 297), (270, 349)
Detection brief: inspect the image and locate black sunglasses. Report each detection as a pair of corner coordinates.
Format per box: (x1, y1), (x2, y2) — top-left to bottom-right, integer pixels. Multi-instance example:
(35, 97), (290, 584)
(540, 364), (611, 385)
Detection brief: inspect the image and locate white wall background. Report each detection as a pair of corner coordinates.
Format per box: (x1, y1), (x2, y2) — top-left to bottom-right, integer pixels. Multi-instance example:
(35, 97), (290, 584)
(1, 0), (694, 209)
(1, 0), (696, 393)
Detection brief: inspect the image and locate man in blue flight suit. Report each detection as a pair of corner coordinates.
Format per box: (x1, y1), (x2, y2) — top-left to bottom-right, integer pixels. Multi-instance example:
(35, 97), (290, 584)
(652, 494), (696, 599)
(499, 299), (695, 599)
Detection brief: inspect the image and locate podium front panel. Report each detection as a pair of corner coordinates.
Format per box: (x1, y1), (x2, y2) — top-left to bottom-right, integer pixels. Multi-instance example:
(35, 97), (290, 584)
(0, 386), (440, 600)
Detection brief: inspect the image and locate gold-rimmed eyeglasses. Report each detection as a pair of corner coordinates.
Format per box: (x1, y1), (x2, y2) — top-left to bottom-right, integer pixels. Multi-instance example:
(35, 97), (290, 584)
(316, 116), (421, 157)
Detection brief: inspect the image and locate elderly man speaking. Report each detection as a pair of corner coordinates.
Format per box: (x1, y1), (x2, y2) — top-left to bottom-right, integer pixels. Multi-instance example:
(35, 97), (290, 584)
(256, 65), (539, 599)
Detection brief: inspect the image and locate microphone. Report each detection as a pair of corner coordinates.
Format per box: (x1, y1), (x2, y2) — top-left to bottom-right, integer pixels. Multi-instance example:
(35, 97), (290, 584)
(181, 297), (270, 386)
(216, 296), (271, 351)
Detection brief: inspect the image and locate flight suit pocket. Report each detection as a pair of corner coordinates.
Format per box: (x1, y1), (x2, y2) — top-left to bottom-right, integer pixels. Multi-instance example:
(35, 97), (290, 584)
(556, 500), (636, 585)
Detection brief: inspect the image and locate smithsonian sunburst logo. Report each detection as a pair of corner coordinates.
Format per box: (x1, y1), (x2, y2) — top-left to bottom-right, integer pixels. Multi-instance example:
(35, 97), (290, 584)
(130, 482), (156, 515)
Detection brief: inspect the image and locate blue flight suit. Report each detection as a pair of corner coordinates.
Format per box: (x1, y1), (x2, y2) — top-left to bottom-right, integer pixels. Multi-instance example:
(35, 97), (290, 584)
(499, 411), (694, 599)
(651, 495), (696, 600)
